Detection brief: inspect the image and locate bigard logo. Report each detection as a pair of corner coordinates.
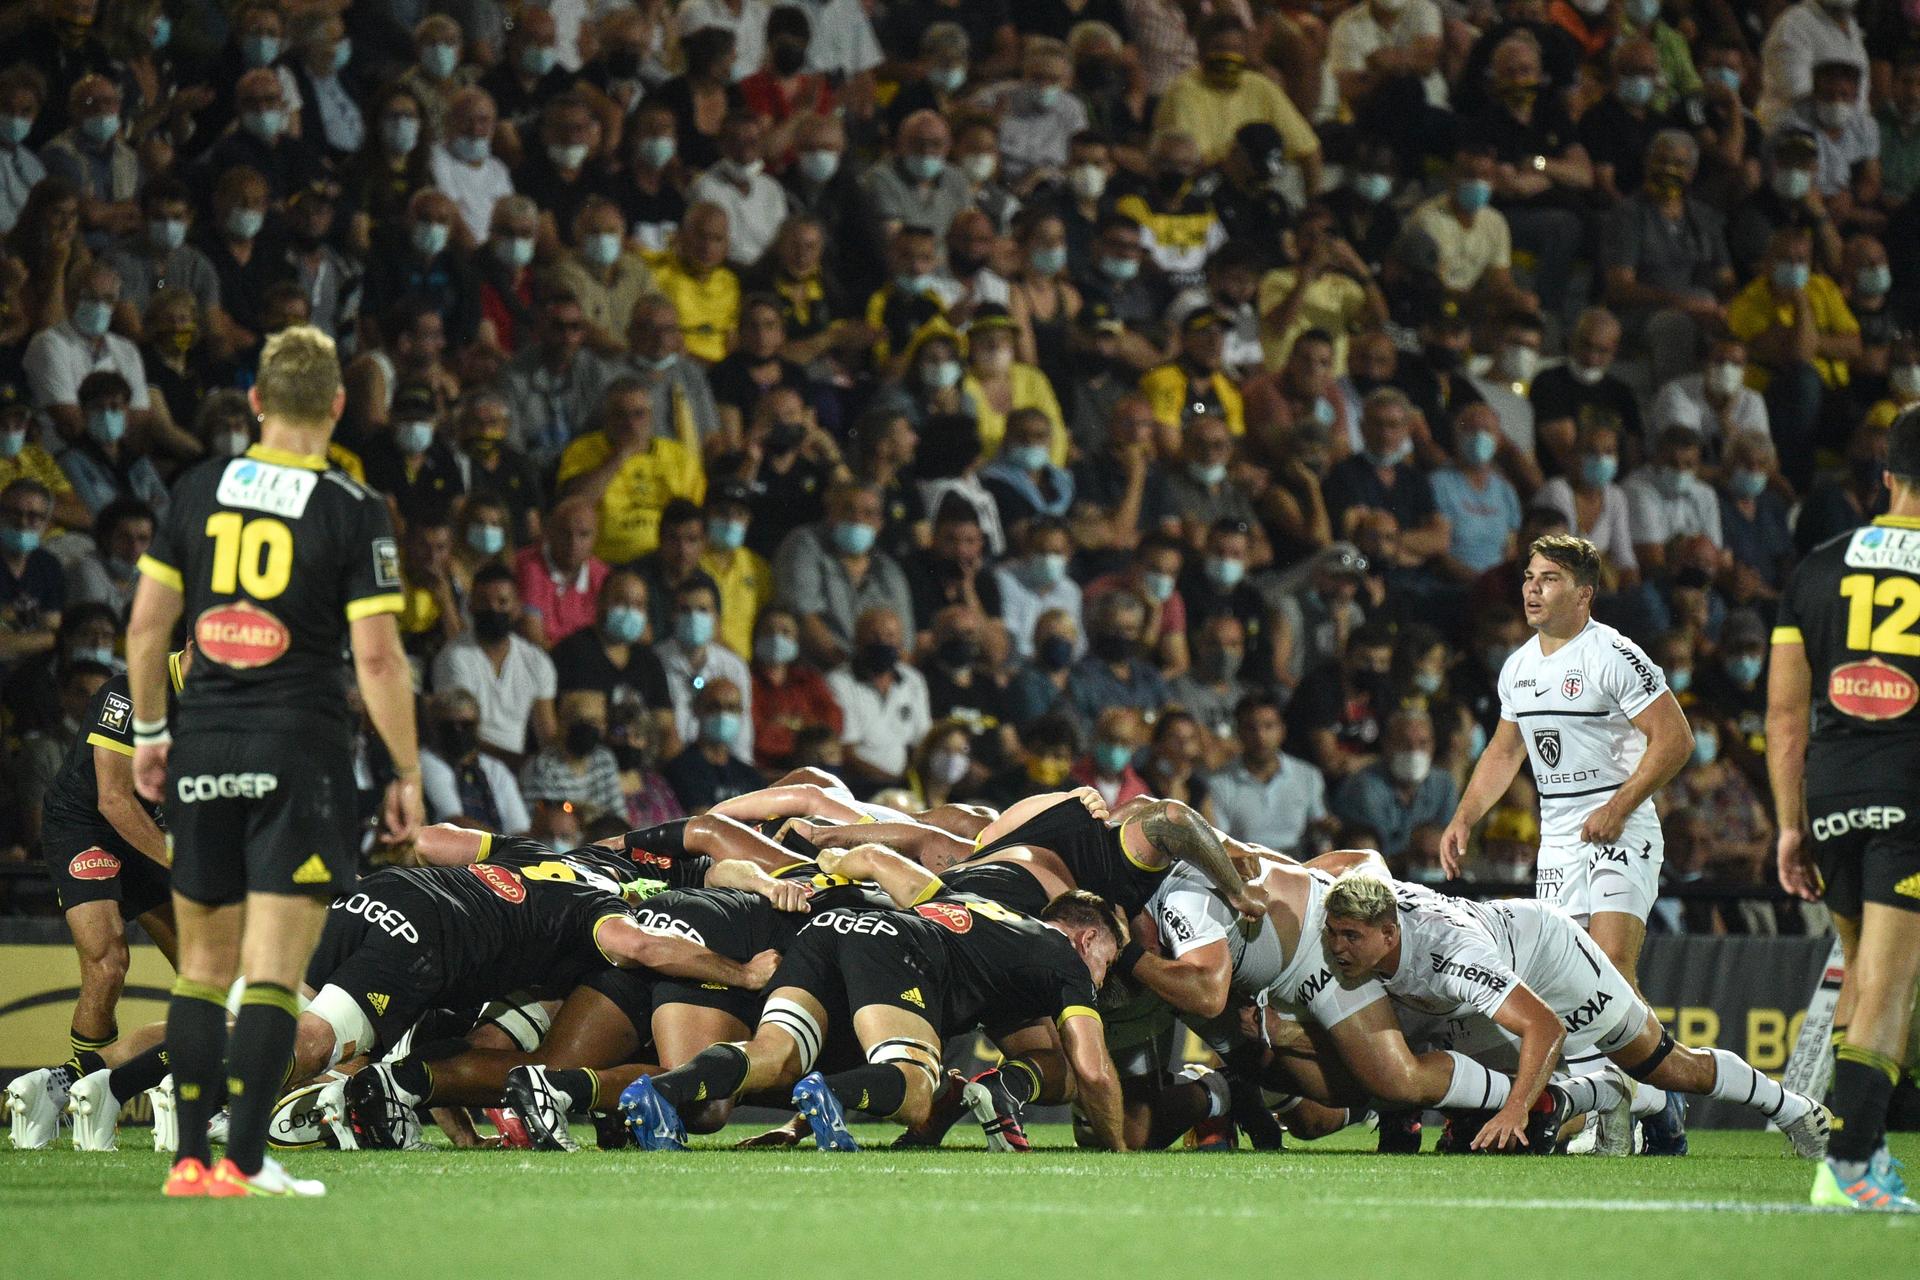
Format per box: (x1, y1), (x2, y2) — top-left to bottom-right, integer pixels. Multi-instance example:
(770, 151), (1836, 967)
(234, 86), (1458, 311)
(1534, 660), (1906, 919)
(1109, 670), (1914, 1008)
(1534, 728), (1562, 767)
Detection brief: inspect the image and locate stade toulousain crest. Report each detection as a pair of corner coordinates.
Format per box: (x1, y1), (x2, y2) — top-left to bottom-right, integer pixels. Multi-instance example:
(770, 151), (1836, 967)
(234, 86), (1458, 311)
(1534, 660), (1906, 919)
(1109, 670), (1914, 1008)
(1534, 729), (1562, 768)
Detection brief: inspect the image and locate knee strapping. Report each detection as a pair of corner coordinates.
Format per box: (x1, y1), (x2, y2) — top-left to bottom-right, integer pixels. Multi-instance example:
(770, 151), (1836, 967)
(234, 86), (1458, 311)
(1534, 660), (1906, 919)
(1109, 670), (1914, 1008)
(478, 998), (553, 1053)
(761, 998), (822, 1073)
(868, 1037), (940, 1086)
(1627, 1030), (1677, 1082)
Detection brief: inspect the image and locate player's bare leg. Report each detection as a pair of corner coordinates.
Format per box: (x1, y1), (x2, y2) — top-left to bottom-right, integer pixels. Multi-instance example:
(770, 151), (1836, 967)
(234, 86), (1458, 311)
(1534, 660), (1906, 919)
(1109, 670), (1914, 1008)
(64, 901), (135, 1076)
(621, 987), (818, 1148)
(654, 1005), (753, 1132)
(1586, 910), (1648, 996)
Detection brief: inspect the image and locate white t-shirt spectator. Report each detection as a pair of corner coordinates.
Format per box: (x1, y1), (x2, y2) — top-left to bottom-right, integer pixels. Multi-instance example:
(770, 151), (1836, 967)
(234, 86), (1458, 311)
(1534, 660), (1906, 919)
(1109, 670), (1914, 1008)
(994, 564), (1083, 659)
(656, 636), (756, 764)
(1622, 469), (1724, 550)
(429, 142), (516, 244)
(687, 164), (790, 266)
(1758, 1), (1869, 129)
(430, 634), (558, 755)
(1327, 0), (1448, 107)
(1207, 754), (1328, 856)
(826, 662), (931, 778)
(1649, 373), (1769, 451)
(1781, 98), (1881, 198)
(1407, 195), (1512, 294)
(24, 321), (153, 412)
(679, 0), (772, 81)
(420, 747), (532, 834)
(803, 0), (883, 79)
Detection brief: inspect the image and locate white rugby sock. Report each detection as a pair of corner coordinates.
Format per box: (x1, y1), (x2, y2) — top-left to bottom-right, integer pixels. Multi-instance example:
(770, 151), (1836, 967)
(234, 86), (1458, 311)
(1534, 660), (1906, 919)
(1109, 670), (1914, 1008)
(1557, 1071), (1627, 1116)
(1707, 1049), (1806, 1123)
(1630, 1082), (1668, 1118)
(1437, 1051), (1513, 1111)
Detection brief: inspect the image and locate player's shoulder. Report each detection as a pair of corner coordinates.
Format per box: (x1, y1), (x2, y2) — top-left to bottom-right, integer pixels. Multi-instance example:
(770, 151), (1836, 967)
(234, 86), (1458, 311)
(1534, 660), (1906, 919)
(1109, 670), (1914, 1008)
(1497, 635), (1542, 685)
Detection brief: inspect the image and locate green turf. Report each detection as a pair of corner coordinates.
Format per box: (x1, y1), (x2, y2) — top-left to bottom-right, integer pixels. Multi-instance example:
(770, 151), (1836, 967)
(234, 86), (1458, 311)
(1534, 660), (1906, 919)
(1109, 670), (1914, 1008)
(6, 1127), (1915, 1280)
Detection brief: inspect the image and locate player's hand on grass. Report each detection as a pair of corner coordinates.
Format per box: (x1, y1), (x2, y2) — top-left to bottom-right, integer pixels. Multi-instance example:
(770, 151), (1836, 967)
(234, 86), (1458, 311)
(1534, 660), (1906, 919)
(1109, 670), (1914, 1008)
(1439, 819), (1470, 878)
(133, 741), (169, 804)
(384, 774), (424, 844)
(1578, 799), (1625, 847)
(1471, 1105), (1530, 1152)
(742, 949), (781, 990)
(735, 1115), (807, 1148)
(1776, 827), (1820, 901)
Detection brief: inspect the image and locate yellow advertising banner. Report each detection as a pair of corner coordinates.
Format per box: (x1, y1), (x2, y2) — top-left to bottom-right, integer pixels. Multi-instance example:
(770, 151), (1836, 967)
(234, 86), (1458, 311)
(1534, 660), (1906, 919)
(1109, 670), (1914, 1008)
(0, 944), (174, 1068)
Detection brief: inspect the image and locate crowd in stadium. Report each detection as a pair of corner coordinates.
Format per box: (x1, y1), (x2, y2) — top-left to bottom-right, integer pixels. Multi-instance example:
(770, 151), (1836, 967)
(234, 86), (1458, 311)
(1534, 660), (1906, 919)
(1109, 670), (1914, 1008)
(0, 0), (1909, 932)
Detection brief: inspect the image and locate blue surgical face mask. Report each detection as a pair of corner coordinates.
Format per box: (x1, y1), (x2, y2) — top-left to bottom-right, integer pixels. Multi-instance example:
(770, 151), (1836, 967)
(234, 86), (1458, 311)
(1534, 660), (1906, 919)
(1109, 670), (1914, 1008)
(466, 523), (505, 555)
(1626, 0), (1661, 24)
(903, 154), (946, 183)
(1467, 721), (1489, 760)
(1691, 733), (1719, 766)
(450, 135), (490, 165)
(798, 149), (839, 182)
(1313, 397), (1337, 428)
(1706, 65), (1741, 92)
(1580, 454), (1619, 487)
(1030, 84), (1063, 111)
(1366, 440), (1413, 469)
(72, 644), (118, 667)
(1730, 468), (1769, 500)
(1616, 75), (1655, 109)
(242, 34), (282, 68)
(929, 65), (966, 94)
(1, 527), (40, 555)
(412, 221), (450, 256)
(421, 43), (459, 78)
(225, 207), (264, 240)
(81, 113), (120, 146)
(707, 516), (747, 550)
(149, 218), (187, 251)
(88, 408), (127, 444)
(1771, 261), (1811, 292)
(383, 115), (421, 155)
(243, 109), (286, 142)
(1141, 570), (1175, 603)
(151, 15), (172, 49)
(1727, 654), (1763, 686)
(676, 608), (716, 648)
(0, 428), (25, 458)
(1352, 172), (1393, 204)
(495, 235), (535, 268)
(896, 272), (933, 296)
(0, 116), (30, 145)
(1668, 666), (1692, 693)
(1029, 552), (1069, 587)
(72, 299), (113, 337)
(604, 605), (646, 643)
(921, 358), (961, 390)
(396, 419), (434, 454)
(1099, 255), (1140, 282)
(583, 231), (623, 267)
(1093, 741), (1133, 774)
(332, 38), (352, 73)
(756, 632), (800, 665)
(1007, 443), (1050, 472)
(831, 521), (876, 556)
(1412, 669), (1443, 696)
(700, 710), (742, 744)
(1205, 556), (1246, 590)
(1464, 430), (1497, 465)
(1454, 177), (1492, 213)
(521, 45), (558, 77)
(1030, 245), (1068, 275)
(637, 135), (676, 168)
(1858, 264), (1893, 296)
(1189, 460), (1228, 486)
(549, 142), (590, 171)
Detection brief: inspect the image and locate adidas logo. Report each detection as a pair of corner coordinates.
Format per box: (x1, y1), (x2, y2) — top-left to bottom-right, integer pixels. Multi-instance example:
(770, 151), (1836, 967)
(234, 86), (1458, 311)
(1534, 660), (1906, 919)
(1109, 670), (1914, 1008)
(694, 1083), (708, 1102)
(899, 987), (924, 1009)
(1895, 873), (1920, 900)
(857, 1090), (869, 1111)
(367, 993), (389, 1016)
(292, 855), (330, 885)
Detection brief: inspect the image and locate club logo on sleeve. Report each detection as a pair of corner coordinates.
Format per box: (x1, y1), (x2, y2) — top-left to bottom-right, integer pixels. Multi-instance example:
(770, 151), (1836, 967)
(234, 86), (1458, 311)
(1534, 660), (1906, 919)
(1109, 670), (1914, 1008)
(69, 848), (122, 880)
(468, 862), (527, 904)
(1560, 672), (1583, 699)
(98, 692), (131, 731)
(372, 537), (401, 589)
(194, 602), (290, 669)
(1533, 728), (1562, 767)
(914, 901), (974, 933)
(1828, 658), (1919, 722)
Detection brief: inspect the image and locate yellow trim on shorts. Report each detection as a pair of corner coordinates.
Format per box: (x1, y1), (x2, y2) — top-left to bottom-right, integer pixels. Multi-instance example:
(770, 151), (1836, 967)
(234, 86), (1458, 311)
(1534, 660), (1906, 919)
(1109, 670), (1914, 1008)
(137, 554), (182, 592)
(345, 592), (405, 621)
(592, 914), (630, 964)
(1056, 1005), (1102, 1029)
(86, 732), (135, 758)
(168, 649), (186, 692)
(909, 877), (946, 906)
(474, 831), (494, 862)
(1771, 626), (1803, 646)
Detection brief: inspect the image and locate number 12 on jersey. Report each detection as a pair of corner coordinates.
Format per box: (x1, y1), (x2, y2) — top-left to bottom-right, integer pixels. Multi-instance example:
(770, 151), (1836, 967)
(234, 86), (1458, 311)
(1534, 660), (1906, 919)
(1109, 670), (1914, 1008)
(1839, 573), (1920, 656)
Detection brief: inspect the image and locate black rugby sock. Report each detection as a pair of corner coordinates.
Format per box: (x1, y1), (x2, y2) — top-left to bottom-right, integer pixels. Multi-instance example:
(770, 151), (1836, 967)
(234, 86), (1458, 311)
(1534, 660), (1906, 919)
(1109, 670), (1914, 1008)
(652, 1044), (750, 1110)
(1829, 1044), (1900, 1163)
(824, 1065), (908, 1119)
(224, 983), (299, 1175)
(166, 979), (229, 1165)
(68, 1025), (116, 1078)
(107, 1044), (170, 1100)
(1000, 1057), (1044, 1105)
(546, 1068), (598, 1111)
(389, 1056), (434, 1103)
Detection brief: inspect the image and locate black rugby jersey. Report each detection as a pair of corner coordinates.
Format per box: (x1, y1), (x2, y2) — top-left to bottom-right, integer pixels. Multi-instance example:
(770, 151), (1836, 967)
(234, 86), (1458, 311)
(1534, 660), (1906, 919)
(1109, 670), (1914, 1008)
(895, 893), (1101, 1036)
(967, 798), (1167, 914)
(41, 659), (183, 837)
(1776, 515), (1920, 749)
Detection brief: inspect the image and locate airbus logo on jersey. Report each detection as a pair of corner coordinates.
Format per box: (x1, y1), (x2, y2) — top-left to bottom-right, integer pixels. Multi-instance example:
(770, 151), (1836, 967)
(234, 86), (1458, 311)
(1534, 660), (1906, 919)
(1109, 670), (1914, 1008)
(1534, 728), (1561, 767)
(1611, 640), (1657, 696)
(1429, 953), (1509, 991)
(1561, 989), (1615, 1033)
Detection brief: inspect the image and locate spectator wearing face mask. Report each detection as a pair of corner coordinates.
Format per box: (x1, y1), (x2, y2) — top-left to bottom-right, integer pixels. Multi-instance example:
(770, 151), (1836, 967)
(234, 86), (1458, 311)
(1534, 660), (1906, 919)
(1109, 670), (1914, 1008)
(419, 688), (532, 833)
(1154, 17), (1320, 188)
(1692, 608), (1770, 752)
(59, 370), (168, 519)
(1537, 421), (1637, 587)
(1530, 306), (1638, 476)
(1085, 533), (1188, 677)
(1624, 425), (1723, 572)
(688, 109), (789, 267)
(1757, 0), (1870, 131)
(1073, 705), (1149, 807)
(430, 563), (559, 762)
(1167, 611), (1250, 747)
(1332, 708), (1457, 861)
(1716, 431), (1794, 602)
(664, 676), (762, 811)
(1005, 607), (1080, 726)
(1287, 620), (1395, 781)
(1178, 517), (1269, 670)
(1429, 402), (1522, 581)
(1878, 50), (1920, 207)
(519, 689), (627, 822)
(658, 578), (755, 763)
(1405, 138), (1533, 320)
(552, 195), (656, 355)
(698, 482), (772, 659)
(749, 603), (841, 770)
(906, 718), (978, 810)
(995, 518), (1083, 661)
(0, 382), (89, 531)
(826, 605), (929, 789)
(1068, 587), (1168, 726)
(67, 496), (152, 616)
(1650, 333), (1770, 454)
(24, 260), (162, 449)
(1323, 387), (1449, 559)
(553, 568), (676, 746)
(773, 479), (912, 667)
(1782, 59), (1882, 230)
(1840, 232), (1894, 390)
(362, 382), (465, 524)
(980, 406), (1075, 535)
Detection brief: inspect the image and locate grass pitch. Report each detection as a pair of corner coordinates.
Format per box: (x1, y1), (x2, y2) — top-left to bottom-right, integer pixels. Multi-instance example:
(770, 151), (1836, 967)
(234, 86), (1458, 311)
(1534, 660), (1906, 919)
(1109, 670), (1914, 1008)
(6, 1127), (1915, 1280)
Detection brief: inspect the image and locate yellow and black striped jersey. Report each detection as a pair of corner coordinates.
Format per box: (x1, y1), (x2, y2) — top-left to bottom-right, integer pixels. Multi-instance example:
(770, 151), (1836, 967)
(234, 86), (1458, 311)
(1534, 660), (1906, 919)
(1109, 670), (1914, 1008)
(138, 445), (402, 740)
(1776, 514), (1920, 744)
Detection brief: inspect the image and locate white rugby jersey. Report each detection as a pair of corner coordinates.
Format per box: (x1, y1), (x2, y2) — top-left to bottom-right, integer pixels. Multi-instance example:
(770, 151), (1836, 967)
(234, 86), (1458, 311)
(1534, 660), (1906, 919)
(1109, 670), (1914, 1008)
(1378, 880), (1526, 1020)
(1497, 618), (1668, 844)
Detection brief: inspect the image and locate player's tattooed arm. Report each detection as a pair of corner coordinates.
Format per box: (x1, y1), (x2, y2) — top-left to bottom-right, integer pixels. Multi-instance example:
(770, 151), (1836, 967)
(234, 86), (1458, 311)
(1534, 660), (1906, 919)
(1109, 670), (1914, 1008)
(1134, 800), (1266, 918)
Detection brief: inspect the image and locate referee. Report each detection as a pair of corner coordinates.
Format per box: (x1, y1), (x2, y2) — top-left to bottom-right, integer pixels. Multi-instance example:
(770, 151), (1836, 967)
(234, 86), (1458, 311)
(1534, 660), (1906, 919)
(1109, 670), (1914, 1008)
(1769, 407), (1920, 1213)
(127, 327), (422, 1199)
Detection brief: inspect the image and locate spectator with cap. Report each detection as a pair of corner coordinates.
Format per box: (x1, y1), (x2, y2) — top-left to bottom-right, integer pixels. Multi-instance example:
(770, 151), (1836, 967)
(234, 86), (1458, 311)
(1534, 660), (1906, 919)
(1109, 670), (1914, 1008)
(664, 676), (762, 811)
(699, 481), (772, 658)
(0, 382), (89, 530)
(280, 180), (355, 342)
(1154, 17), (1321, 189)
(749, 602), (841, 770)
(551, 568), (676, 748)
(826, 605), (931, 791)
(773, 478), (913, 667)
(1406, 137), (1533, 319)
(556, 376), (706, 564)
(513, 495), (607, 649)
(1650, 332), (1770, 455)
(1332, 707), (1458, 861)
(1142, 309), (1247, 450)
(1068, 587), (1168, 725)
(1729, 128), (1844, 279)
(1206, 125), (1299, 272)
(1208, 691), (1331, 856)
(419, 687), (532, 833)
(1273, 541), (1370, 690)
(1624, 425), (1722, 571)
(453, 395), (543, 543)
(430, 563), (559, 764)
(361, 381), (465, 523)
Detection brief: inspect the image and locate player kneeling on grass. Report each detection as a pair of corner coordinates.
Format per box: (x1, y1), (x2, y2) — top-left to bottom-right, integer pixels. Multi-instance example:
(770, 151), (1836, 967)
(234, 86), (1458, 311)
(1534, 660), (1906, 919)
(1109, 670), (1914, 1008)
(619, 863), (1129, 1151)
(1321, 870), (1831, 1155)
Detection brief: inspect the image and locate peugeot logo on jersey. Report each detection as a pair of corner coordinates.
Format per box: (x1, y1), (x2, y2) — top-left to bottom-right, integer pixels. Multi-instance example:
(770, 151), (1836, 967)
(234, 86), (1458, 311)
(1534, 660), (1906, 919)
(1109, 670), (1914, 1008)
(1534, 728), (1561, 767)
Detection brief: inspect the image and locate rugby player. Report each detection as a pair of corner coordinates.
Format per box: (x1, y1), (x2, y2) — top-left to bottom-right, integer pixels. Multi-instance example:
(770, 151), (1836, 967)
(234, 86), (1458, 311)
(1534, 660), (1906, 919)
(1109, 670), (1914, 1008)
(1439, 533), (1694, 1148)
(6, 647), (190, 1150)
(128, 327), (424, 1197)
(1320, 871), (1831, 1156)
(1769, 407), (1920, 1211)
(618, 876), (1129, 1152)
